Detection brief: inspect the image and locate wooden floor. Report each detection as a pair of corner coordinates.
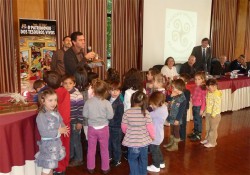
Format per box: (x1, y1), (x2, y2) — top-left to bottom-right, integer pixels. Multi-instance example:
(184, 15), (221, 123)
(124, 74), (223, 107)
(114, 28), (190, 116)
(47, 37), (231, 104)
(66, 108), (250, 175)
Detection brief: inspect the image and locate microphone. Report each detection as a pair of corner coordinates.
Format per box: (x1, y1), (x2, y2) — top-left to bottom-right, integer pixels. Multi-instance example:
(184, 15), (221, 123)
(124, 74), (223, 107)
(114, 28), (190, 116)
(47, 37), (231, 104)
(87, 46), (92, 53)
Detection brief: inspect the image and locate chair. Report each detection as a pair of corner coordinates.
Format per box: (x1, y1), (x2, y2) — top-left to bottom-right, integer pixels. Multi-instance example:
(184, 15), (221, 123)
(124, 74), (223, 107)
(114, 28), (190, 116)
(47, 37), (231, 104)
(175, 63), (183, 74)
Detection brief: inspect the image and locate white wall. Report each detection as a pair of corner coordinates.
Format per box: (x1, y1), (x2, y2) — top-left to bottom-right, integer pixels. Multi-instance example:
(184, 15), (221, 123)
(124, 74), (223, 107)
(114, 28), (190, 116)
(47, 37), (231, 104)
(143, 0), (212, 70)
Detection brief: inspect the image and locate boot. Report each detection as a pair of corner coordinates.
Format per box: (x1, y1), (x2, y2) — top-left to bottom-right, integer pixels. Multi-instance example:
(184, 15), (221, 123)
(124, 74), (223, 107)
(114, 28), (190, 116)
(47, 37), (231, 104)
(163, 135), (174, 148)
(166, 138), (180, 151)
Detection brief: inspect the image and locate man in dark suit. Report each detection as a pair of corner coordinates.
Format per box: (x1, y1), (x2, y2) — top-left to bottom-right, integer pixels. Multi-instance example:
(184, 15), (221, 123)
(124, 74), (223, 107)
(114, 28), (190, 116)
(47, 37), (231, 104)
(51, 36), (72, 76)
(179, 55), (197, 77)
(210, 55), (231, 75)
(191, 38), (212, 72)
(230, 54), (247, 74)
(64, 31), (96, 75)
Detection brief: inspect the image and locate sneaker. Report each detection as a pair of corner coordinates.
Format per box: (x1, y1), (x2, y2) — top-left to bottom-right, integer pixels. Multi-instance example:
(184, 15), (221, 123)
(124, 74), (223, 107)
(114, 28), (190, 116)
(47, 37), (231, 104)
(111, 161), (121, 167)
(204, 143), (215, 148)
(160, 163), (165, 169)
(190, 134), (201, 141)
(147, 165), (160, 172)
(200, 139), (208, 144)
(187, 132), (195, 138)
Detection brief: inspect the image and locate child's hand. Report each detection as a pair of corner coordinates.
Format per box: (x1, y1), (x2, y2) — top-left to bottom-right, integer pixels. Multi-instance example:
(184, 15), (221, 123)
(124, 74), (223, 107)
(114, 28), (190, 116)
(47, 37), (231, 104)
(58, 125), (70, 137)
(200, 110), (204, 116)
(76, 123), (83, 130)
(174, 120), (179, 125)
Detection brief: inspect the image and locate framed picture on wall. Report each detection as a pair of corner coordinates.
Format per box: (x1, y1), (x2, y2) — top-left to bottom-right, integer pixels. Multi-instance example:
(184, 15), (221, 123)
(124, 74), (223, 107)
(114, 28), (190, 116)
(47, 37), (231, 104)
(19, 47), (31, 78)
(47, 41), (56, 47)
(27, 40), (46, 52)
(41, 47), (56, 69)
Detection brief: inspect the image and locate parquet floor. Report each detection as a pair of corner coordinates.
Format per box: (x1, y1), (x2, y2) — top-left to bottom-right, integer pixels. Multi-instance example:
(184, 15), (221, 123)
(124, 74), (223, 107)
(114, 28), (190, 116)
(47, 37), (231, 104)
(66, 108), (250, 175)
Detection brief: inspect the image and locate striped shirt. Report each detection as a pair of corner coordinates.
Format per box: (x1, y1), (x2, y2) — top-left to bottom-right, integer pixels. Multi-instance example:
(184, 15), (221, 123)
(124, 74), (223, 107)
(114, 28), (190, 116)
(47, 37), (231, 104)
(122, 107), (153, 147)
(69, 88), (84, 124)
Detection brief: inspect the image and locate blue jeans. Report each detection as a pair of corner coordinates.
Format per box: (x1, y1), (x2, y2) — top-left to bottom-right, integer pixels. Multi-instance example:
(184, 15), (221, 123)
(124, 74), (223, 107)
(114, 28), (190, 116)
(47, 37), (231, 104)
(128, 146), (148, 175)
(192, 106), (202, 133)
(109, 127), (122, 163)
(70, 123), (83, 161)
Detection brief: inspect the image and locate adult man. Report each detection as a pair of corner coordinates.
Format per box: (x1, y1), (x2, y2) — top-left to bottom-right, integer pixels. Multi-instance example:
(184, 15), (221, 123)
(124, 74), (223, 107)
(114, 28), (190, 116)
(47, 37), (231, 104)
(64, 31), (96, 75)
(51, 36), (72, 76)
(230, 54), (248, 74)
(210, 55), (231, 75)
(191, 38), (212, 72)
(179, 55), (196, 77)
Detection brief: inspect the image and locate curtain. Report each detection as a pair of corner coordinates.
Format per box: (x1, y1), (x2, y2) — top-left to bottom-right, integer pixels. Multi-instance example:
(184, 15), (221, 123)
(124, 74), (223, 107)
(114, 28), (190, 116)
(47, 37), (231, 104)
(245, 1), (250, 60)
(0, 0), (16, 93)
(112, 0), (143, 78)
(47, 0), (107, 79)
(210, 0), (238, 60)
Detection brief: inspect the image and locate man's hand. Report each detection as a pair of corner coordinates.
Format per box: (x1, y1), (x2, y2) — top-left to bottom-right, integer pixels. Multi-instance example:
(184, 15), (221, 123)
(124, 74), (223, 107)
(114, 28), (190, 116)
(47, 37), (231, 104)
(85, 52), (96, 60)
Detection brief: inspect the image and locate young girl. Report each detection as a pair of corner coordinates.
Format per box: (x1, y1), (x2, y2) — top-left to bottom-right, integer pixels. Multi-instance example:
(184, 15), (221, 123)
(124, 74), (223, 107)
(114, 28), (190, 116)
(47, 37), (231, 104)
(83, 79), (114, 174)
(144, 67), (160, 95)
(147, 91), (168, 173)
(152, 73), (167, 94)
(35, 89), (69, 175)
(201, 79), (222, 148)
(43, 71), (71, 174)
(188, 71), (206, 141)
(123, 68), (145, 111)
(165, 79), (187, 151)
(74, 67), (98, 141)
(122, 91), (155, 175)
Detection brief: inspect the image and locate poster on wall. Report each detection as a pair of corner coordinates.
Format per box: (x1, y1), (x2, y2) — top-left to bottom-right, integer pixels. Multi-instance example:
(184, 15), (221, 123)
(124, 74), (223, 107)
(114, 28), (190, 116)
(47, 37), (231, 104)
(19, 19), (56, 81)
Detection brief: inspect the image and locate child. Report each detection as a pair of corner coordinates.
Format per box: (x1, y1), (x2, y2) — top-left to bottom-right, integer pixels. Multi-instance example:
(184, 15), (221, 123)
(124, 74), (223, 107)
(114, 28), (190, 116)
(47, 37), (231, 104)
(201, 79), (222, 148)
(74, 67), (98, 141)
(43, 71), (71, 175)
(179, 73), (191, 141)
(147, 91), (168, 173)
(122, 91), (155, 175)
(144, 67), (160, 95)
(108, 82), (124, 167)
(105, 68), (120, 84)
(188, 71), (206, 141)
(35, 89), (69, 175)
(33, 79), (46, 102)
(123, 68), (145, 111)
(152, 73), (166, 94)
(62, 75), (84, 167)
(165, 79), (186, 151)
(83, 79), (114, 174)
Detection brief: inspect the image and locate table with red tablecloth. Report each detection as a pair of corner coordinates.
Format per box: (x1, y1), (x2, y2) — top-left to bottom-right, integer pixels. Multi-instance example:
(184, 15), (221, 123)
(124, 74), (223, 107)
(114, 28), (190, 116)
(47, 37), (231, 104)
(0, 110), (40, 175)
(185, 76), (250, 120)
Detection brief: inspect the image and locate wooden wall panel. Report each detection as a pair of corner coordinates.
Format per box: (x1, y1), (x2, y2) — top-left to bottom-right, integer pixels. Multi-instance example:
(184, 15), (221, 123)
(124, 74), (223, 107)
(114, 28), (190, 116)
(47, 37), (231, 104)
(16, 0), (46, 19)
(235, 0), (249, 58)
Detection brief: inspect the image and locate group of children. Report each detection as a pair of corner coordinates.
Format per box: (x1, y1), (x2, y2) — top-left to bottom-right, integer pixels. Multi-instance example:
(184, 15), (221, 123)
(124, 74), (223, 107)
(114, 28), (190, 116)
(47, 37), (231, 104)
(34, 66), (222, 175)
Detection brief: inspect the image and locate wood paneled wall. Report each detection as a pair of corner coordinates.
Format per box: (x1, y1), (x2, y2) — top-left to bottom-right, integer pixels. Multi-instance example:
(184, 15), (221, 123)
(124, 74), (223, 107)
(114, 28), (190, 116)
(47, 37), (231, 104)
(235, 0), (249, 59)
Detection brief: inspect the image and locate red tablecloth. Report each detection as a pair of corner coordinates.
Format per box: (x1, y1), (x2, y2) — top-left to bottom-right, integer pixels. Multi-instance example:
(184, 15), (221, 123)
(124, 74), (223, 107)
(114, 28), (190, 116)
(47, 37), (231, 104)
(0, 110), (39, 173)
(186, 76), (250, 93)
